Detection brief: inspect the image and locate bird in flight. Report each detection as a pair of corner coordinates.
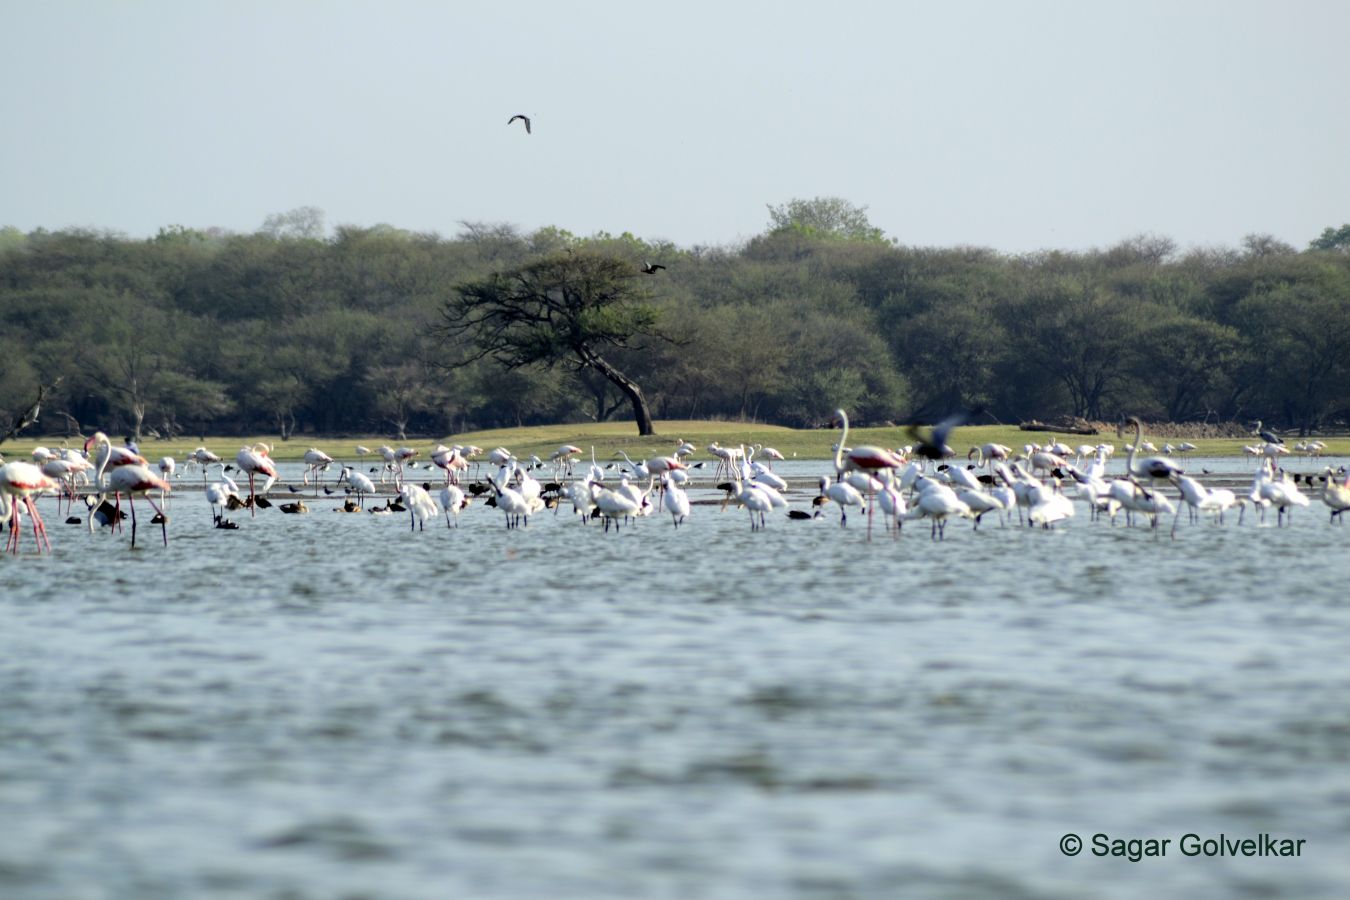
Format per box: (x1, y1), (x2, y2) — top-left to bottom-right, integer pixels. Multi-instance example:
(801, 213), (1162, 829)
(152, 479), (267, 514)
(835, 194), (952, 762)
(508, 114), (532, 134)
(640, 262), (666, 274)
(907, 409), (979, 461)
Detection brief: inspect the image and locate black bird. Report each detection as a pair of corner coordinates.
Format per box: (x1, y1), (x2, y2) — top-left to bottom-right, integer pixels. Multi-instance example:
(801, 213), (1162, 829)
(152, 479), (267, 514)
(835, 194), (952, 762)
(507, 114), (532, 134)
(907, 409), (975, 461)
(1252, 420), (1283, 445)
(640, 261), (666, 275)
(214, 516), (239, 530)
(787, 509), (820, 520)
(83, 496), (125, 527)
(287, 485), (302, 493)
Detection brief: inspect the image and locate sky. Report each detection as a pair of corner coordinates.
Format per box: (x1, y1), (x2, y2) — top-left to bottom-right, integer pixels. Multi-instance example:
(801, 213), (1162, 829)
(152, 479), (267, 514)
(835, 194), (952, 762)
(3, 1), (1348, 254)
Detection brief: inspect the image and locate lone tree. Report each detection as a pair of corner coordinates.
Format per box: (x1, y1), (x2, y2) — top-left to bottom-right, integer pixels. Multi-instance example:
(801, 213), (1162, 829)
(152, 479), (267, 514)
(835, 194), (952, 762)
(438, 251), (662, 435)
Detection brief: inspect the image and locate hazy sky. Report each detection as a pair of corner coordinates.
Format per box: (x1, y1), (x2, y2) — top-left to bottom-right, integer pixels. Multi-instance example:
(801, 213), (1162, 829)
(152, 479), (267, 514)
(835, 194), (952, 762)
(4, 1), (1347, 253)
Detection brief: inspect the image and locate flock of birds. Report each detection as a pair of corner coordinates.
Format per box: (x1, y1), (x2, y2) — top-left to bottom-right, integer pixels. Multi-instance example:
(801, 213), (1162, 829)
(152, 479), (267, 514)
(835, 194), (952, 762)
(1, 413), (1347, 554)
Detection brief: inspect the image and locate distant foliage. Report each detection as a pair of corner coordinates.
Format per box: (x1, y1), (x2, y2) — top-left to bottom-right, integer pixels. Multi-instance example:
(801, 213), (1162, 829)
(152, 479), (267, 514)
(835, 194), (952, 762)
(0, 215), (1347, 438)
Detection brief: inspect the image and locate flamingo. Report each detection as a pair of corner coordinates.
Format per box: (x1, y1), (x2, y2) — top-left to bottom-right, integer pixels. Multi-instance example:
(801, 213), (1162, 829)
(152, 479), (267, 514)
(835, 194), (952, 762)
(85, 431), (148, 473)
(0, 461), (60, 553)
(234, 443), (278, 517)
(190, 447), (222, 482)
(754, 444), (786, 468)
(376, 445), (397, 483)
(968, 443), (1011, 470)
(41, 455), (92, 516)
(832, 409), (905, 538)
(1118, 417), (1183, 485)
(87, 433), (172, 547)
(833, 409), (905, 475)
(706, 442), (743, 480)
(302, 448), (334, 491)
(549, 444), (583, 479)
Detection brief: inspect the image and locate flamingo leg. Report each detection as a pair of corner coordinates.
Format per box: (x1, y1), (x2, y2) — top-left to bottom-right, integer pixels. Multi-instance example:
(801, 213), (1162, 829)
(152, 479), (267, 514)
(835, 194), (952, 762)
(145, 496), (169, 546)
(26, 497), (50, 553)
(129, 495), (138, 548)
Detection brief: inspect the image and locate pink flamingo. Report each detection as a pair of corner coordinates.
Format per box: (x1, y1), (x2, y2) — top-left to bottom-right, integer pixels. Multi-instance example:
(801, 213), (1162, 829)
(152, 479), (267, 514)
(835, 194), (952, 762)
(87, 433), (172, 546)
(832, 408), (906, 540)
(0, 461), (60, 553)
(430, 444), (467, 485)
(235, 443), (278, 517)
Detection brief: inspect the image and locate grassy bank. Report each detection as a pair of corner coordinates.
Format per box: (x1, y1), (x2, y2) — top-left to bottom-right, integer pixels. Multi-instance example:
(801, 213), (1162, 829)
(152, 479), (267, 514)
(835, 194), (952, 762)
(4, 421), (1346, 464)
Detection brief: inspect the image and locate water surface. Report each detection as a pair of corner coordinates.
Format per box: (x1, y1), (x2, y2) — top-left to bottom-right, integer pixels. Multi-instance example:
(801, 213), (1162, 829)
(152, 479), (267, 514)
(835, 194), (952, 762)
(2, 456), (1348, 898)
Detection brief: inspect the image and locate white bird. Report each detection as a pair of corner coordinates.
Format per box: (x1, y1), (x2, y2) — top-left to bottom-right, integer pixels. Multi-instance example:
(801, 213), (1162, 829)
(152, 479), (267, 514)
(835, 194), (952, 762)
(439, 484), (467, 527)
(909, 479), (972, 540)
(399, 484), (440, 532)
(486, 473), (532, 529)
(1321, 469), (1350, 523)
(206, 474), (241, 524)
(339, 464), (377, 508)
(662, 473), (691, 527)
(818, 475), (865, 528)
(589, 481), (641, 532)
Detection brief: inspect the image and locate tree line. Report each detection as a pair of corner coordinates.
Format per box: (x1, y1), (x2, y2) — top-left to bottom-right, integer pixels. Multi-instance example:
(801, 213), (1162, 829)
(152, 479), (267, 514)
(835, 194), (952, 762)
(1, 201), (1348, 442)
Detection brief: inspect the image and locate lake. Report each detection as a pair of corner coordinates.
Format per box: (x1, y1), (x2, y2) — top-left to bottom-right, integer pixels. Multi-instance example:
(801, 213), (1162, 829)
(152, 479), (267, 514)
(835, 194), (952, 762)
(2, 455), (1349, 898)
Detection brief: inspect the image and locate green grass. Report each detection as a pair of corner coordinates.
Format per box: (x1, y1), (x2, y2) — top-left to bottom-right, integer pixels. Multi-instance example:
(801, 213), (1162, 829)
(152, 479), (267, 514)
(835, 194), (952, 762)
(5, 421), (1346, 464)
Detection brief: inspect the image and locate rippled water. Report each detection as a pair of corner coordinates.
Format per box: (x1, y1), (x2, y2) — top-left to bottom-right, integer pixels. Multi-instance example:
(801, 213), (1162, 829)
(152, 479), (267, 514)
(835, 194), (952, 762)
(3, 457), (1350, 898)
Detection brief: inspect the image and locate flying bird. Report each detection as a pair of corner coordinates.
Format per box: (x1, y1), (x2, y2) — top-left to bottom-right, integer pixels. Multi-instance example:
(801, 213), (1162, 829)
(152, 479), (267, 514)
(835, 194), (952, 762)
(640, 262), (665, 275)
(907, 409), (977, 461)
(508, 114), (532, 134)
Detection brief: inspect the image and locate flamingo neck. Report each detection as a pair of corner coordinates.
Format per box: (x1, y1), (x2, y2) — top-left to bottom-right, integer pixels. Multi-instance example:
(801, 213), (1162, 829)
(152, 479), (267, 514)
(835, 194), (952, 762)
(1126, 420), (1142, 476)
(834, 410), (848, 475)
